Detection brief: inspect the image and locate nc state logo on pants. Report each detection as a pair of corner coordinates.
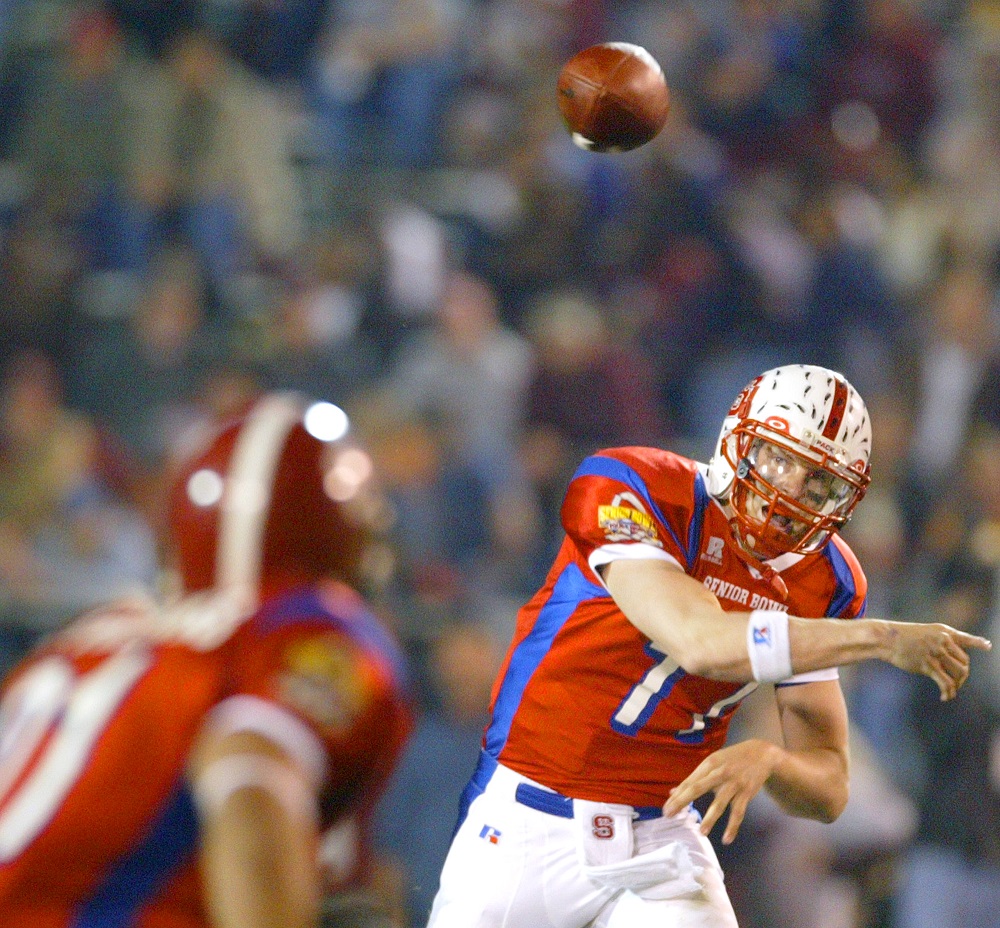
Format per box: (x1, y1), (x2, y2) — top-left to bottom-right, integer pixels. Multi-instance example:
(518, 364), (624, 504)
(592, 814), (615, 839)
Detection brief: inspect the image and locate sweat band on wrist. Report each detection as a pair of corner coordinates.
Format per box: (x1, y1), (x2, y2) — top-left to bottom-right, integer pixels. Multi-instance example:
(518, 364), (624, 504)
(746, 609), (793, 682)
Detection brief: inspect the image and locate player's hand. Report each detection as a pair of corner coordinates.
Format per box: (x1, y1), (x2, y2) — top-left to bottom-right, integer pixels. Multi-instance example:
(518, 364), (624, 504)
(662, 739), (782, 845)
(883, 621), (992, 701)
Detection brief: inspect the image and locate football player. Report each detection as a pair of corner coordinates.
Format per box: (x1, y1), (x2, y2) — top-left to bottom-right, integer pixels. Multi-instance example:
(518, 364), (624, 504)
(0, 392), (413, 928)
(427, 364), (991, 928)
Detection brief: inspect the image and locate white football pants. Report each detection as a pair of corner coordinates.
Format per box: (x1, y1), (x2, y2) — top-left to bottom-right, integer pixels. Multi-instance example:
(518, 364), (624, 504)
(426, 757), (739, 928)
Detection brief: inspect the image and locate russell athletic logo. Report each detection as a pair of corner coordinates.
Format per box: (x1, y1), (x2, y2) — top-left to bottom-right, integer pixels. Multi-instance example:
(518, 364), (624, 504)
(479, 825), (502, 845)
(702, 536), (724, 565)
(753, 625), (772, 647)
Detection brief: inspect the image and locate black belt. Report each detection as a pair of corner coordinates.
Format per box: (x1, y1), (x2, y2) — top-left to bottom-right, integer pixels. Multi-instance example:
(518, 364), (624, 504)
(514, 782), (663, 822)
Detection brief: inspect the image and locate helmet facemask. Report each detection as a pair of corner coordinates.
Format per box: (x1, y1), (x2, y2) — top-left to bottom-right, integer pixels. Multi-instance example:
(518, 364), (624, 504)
(722, 421), (870, 559)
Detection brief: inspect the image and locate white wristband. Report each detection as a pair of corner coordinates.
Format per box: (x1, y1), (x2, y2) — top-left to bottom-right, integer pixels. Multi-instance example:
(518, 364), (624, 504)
(746, 609), (793, 682)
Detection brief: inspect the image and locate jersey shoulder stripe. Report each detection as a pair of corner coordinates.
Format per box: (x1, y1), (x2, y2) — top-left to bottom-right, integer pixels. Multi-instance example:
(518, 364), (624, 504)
(484, 563), (605, 757)
(823, 536), (867, 617)
(687, 470), (711, 571)
(75, 780), (197, 927)
(572, 452), (706, 568)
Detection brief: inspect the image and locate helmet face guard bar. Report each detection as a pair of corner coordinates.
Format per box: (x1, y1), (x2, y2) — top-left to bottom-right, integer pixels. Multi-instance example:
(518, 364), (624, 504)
(723, 420), (871, 558)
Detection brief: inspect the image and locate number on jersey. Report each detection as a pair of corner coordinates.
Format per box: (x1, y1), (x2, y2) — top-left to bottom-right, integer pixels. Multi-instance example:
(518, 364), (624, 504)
(0, 647), (151, 861)
(611, 643), (757, 740)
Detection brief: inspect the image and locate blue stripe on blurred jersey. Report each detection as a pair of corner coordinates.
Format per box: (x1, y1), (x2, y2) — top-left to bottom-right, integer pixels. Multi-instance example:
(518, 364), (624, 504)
(256, 587), (411, 690)
(484, 563), (605, 757)
(72, 781), (198, 928)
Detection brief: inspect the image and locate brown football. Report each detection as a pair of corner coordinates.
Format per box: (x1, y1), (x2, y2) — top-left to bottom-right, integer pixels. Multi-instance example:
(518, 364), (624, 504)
(556, 42), (670, 152)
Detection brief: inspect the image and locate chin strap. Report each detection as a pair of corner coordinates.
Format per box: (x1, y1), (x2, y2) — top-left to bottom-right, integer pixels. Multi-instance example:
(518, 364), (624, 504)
(756, 561), (789, 600)
(728, 529), (790, 600)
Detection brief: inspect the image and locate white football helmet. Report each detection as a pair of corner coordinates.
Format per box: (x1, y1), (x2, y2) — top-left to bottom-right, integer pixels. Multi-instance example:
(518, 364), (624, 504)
(706, 365), (872, 559)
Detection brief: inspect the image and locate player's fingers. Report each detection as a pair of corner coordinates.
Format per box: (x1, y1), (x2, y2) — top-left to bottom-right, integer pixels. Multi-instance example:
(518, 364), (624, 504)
(929, 662), (957, 701)
(663, 783), (699, 817)
(944, 631), (972, 660)
(698, 784), (735, 837)
(721, 795), (750, 846)
(939, 645), (969, 682)
(665, 779), (711, 816)
(921, 632), (973, 699)
(954, 630), (992, 652)
(698, 801), (724, 837)
(663, 767), (716, 815)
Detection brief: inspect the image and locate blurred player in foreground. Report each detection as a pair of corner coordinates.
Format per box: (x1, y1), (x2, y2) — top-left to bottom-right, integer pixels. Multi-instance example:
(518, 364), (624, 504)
(0, 392), (413, 928)
(427, 364), (991, 928)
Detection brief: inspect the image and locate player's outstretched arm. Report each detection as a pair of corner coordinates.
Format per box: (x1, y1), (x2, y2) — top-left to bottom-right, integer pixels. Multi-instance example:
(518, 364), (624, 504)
(788, 615), (990, 701)
(601, 558), (991, 699)
(188, 728), (320, 928)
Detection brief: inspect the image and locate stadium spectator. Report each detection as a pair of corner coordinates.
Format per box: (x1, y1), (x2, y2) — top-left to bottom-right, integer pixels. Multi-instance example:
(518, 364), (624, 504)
(0, 350), (156, 673)
(905, 261), (1000, 538)
(11, 5), (148, 275)
(891, 553), (1000, 928)
(127, 24), (306, 289)
(379, 269), (537, 580)
(252, 223), (384, 407)
(521, 287), (666, 580)
(305, 0), (466, 169)
(68, 245), (222, 475)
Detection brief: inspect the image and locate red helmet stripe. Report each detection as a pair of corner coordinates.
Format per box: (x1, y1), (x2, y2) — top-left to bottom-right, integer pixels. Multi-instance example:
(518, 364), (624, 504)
(217, 394), (303, 603)
(822, 376), (849, 441)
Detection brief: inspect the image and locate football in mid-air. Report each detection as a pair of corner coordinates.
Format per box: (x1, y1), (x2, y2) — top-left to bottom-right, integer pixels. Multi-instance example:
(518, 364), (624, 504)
(556, 42), (670, 153)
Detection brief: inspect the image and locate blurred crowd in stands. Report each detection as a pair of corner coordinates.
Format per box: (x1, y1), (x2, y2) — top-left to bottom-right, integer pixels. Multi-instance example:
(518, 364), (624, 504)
(1, 0), (1000, 925)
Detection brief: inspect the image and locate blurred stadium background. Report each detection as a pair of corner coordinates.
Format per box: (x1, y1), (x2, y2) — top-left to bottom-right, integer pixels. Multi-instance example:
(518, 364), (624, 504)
(0, 1), (999, 926)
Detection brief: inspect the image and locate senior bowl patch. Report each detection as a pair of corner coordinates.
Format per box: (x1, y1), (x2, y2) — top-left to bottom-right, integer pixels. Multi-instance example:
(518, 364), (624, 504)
(598, 504), (663, 547)
(278, 636), (371, 731)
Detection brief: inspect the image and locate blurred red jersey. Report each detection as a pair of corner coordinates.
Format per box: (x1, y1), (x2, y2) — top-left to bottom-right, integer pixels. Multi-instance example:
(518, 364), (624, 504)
(486, 447), (866, 807)
(0, 582), (412, 928)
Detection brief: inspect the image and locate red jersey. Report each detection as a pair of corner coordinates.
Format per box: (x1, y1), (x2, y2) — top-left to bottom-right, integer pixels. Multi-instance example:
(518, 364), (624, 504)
(487, 447), (866, 807)
(0, 583), (412, 928)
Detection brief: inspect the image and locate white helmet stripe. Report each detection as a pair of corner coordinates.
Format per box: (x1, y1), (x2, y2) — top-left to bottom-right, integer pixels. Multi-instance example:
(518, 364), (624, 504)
(217, 393), (303, 603)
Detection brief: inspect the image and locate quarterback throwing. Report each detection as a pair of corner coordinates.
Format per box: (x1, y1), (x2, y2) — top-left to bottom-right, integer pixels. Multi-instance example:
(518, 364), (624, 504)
(427, 364), (990, 928)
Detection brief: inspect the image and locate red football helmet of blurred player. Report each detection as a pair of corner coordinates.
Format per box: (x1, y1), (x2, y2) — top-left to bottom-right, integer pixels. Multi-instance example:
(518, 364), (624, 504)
(706, 364), (872, 559)
(166, 392), (383, 602)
